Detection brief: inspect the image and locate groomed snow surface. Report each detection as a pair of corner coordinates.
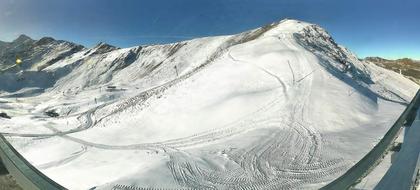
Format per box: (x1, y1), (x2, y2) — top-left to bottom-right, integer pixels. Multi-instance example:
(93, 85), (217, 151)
(0, 19), (418, 190)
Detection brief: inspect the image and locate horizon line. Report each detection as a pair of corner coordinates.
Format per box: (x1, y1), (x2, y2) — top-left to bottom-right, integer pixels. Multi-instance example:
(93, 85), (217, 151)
(1, 34), (419, 61)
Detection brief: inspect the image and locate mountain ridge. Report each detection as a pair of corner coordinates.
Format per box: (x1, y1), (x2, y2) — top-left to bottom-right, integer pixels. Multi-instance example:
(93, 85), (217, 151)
(0, 34), (84, 72)
(364, 56), (420, 84)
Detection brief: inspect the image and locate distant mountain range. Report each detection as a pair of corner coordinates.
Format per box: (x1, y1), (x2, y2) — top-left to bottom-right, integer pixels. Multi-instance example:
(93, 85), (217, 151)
(0, 34), (84, 72)
(363, 57), (420, 84)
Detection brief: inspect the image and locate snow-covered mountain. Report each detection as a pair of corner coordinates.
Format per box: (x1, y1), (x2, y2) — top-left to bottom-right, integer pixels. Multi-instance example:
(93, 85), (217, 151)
(0, 35), (84, 71)
(0, 19), (418, 190)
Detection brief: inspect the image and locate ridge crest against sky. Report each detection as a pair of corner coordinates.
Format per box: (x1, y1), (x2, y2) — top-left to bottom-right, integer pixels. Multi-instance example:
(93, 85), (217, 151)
(0, 0), (419, 59)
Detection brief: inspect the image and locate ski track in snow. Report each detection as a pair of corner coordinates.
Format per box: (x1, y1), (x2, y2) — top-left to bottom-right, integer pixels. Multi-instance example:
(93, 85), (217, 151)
(160, 34), (347, 190)
(3, 33), (345, 190)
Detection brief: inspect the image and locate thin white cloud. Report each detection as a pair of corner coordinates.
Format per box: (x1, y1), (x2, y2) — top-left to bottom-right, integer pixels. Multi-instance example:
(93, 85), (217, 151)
(3, 11), (13, 17)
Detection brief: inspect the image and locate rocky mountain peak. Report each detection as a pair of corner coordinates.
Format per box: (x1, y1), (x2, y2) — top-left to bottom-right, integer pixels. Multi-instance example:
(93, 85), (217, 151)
(35, 37), (57, 46)
(13, 34), (34, 44)
(91, 42), (119, 55)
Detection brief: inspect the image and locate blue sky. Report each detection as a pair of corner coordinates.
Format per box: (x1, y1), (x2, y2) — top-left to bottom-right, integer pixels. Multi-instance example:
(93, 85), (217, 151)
(0, 0), (419, 59)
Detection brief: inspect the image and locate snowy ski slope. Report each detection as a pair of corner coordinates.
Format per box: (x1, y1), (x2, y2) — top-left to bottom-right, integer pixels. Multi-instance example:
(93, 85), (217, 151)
(0, 19), (418, 189)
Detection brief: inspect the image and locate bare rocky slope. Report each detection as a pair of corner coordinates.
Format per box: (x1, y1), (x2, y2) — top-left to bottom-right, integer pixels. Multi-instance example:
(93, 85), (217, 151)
(364, 57), (420, 85)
